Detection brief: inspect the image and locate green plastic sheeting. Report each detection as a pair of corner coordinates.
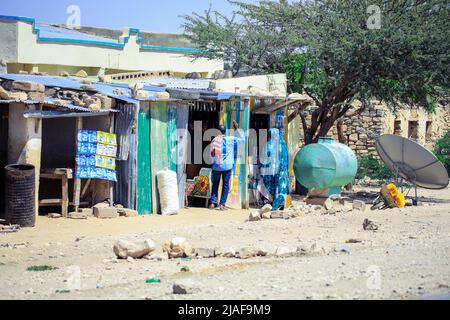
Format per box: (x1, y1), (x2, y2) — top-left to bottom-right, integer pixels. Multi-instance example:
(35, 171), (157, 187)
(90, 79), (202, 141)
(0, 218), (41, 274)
(137, 111), (152, 215)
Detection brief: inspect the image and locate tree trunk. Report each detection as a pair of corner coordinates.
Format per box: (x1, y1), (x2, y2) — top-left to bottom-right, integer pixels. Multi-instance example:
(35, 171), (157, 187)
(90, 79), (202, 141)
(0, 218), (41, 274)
(337, 118), (347, 144)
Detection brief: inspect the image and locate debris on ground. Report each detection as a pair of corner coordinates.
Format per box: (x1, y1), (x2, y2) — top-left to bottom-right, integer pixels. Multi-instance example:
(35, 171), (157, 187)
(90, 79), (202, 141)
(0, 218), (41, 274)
(94, 207), (119, 219)
(47, 213), (62, 219)
(346, 239), (363, 244)
(180, 266), (190, 273)
(363, 218), (379, 231)
(260, 204), (273, 214)
(173, 278), (202, 295)
(0, 225), (20, 233)
(353, 200), (367, 212)
(145, 278), (161, 284)
(335, 244), (352, 254)
(68, 211), (88, 220)
(248, 211), (262, 222)
(113, 239), (156, 259)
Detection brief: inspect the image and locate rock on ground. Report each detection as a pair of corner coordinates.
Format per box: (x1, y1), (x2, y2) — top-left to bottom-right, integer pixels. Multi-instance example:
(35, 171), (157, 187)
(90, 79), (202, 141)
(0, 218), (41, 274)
(113, 239), (156, 259)
(260, 204), (273, 214)
(173, 278), (202, 295)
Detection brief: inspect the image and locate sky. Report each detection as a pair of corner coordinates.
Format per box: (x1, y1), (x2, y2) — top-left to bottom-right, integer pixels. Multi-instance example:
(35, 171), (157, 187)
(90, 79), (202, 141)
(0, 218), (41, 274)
(0, 0), (243, 34)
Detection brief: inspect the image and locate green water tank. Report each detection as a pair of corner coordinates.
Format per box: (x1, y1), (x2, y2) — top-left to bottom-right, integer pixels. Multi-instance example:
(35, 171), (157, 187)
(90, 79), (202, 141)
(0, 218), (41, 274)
(294, 137), (358, 193)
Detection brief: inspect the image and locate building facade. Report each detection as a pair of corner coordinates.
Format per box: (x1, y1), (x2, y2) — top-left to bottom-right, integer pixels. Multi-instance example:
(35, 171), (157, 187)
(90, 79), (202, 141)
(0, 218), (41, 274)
(0, 16), (224, 77)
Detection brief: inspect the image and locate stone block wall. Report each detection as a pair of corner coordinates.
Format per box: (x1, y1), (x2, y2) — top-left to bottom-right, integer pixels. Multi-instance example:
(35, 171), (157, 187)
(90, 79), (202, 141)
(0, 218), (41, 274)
(296, 102), (450, 158)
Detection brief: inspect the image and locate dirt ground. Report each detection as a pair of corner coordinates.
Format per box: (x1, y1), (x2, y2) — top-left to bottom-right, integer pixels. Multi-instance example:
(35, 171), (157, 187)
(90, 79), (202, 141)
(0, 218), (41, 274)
(1, 186), (449, 300)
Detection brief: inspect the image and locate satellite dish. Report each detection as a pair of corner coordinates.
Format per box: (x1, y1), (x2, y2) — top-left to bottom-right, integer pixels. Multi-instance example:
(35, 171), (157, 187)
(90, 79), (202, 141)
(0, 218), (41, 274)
(375, 134), (449, 190)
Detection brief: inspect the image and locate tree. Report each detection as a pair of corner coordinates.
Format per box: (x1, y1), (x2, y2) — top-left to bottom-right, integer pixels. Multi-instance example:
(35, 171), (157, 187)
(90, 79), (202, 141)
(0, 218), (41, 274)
(183, 0), (449, 144)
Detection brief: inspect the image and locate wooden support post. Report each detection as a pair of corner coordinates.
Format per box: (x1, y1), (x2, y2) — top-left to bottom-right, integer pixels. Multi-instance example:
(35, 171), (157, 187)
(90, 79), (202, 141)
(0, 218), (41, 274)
(109, 113), (115, 207)
(73, 117), (83, 212)
(61, 174), (69, 217)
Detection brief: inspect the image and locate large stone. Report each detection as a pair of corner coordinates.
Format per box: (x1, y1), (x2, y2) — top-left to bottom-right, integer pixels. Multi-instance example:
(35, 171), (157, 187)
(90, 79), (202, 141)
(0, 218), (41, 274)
(194, 247), (215, 258)
(156, 91), (170, 99)
(27, 92), (45, 102)
(236, 246), (267, 259)
(88, 103), (101, 112)
(248, 211), (261, 222)
(10, 92), (28, 100)
(75, 70), (88, 78)
(93, 94), (114, 109)
(274, 246), (297, 258)
(69, 211), (88, 220)
(60, 71), (70, 77)
(134, 90), (149, 99)
(118, 208), (139, 218)
(113, 239), (156, 259)
(216, 247), (236, 258)
(173, 278), (202, 295)
(164, 237), (194, 259)
(12, 81), (45, 92)
(93, 207), (119, 219)
(0, 86), (10, 99)
(236, 247), (258, 259)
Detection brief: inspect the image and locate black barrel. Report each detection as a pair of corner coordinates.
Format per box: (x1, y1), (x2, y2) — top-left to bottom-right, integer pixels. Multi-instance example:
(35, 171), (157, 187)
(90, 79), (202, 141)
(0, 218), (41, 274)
(5, 164), (36, 227)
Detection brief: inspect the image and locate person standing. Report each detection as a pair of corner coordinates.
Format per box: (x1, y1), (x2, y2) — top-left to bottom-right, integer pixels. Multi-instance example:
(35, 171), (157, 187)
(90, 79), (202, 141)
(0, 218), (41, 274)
(259, 128), (291, 211)
(210, 120), (244, 210)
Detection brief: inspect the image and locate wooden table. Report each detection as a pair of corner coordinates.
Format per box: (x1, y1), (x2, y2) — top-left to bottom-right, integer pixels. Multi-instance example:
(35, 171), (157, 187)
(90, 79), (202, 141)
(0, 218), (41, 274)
(39, 168), (73, 217)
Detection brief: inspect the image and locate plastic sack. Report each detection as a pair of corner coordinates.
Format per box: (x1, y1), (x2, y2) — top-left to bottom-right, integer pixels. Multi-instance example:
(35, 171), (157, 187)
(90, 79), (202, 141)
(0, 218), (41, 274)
(157, 168), (180, 215)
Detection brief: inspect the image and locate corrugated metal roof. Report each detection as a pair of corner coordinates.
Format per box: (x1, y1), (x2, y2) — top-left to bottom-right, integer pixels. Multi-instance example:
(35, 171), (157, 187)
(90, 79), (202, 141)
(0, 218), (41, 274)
(0, 97), (118, 113)
(139, 78), (213, 90)
(0, 74), (158, 104)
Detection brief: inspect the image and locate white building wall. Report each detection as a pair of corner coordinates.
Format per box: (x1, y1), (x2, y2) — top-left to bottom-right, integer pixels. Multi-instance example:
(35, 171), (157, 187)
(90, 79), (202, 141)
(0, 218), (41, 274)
(15, 21), (223, 76)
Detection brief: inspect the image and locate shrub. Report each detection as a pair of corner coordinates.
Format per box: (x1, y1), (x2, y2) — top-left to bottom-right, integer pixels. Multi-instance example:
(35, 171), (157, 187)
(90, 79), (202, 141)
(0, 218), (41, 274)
(356, 155), (392, 181)
(434, 130), (450, 175)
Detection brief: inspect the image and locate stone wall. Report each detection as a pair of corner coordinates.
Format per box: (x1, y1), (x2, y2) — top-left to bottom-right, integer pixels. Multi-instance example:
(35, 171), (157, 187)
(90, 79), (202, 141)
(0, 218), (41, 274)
(296, 102), (450, 158)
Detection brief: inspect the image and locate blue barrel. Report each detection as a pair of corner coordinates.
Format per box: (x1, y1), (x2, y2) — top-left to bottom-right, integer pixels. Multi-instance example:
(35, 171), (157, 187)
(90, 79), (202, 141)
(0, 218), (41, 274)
(294, 137), (358, 194)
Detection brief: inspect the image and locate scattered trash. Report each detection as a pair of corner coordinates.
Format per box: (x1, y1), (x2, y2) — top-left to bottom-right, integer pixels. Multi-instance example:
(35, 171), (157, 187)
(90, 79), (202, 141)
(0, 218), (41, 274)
(55, 290), (71, 294)
(363, 218), (379, 231)
(346, 239), (363, 244)
(0, 225), (20, 233)
(180, 266), (190, 273)
(47, 213), (62, 219)
(146, 278), (161, 284)
(371, 183), (405, 210)
(27, 265), (58, 272)
(335, 244), (352, 254)
(180, 257), (192, 262)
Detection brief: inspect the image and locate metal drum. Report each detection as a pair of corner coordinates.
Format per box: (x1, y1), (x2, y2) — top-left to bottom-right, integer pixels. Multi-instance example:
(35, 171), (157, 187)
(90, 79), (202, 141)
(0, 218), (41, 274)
(294, 137), (358, 194)
(5, 164), (36, 227)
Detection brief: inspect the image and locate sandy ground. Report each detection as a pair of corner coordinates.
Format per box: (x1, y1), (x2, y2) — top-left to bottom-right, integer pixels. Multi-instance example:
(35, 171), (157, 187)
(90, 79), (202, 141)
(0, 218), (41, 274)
(0, 186), (449, 300)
